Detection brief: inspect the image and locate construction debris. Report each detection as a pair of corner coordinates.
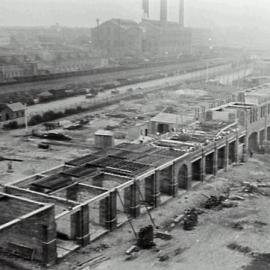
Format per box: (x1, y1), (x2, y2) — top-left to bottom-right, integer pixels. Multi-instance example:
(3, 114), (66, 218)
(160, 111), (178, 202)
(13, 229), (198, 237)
(173, 214), (184, 224)
(229, 195), (245, 201)
(158, 253), (170, 262)
(137, 225), (155, 249)
(125, 245), (139, 255)
(242, 182), (259, 194)
(204, 195), (224, 209)
(183, 208), (198, 231)
(227, 242), (252, 255)
(221, 200), (238, 208)
(155, 231), (172, 241)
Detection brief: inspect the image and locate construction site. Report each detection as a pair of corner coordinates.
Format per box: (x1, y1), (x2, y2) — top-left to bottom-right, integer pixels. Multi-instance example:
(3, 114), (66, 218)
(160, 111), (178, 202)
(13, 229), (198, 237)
(2, 0), (270, 269)
(1, 71), (270, 270)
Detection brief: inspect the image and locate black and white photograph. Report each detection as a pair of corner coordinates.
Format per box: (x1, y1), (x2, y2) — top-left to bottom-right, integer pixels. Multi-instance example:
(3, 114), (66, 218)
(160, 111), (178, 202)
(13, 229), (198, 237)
(0, 0), (269, 269)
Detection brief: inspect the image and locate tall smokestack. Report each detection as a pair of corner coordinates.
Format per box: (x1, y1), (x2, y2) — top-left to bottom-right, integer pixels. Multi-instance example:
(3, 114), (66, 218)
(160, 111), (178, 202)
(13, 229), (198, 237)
(160, 0), (167, 24)
(142, 0), (149, 18)
(179, 0), (184, 27)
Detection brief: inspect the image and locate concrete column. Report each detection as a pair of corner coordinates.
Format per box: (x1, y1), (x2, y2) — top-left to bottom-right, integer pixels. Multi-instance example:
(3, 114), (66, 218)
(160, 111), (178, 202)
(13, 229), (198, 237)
(243, 134), (249, 162)
(76, 204), (90, 246)
(234, 134), (239, 164)
(213, 147), (218, 175)
(170, 164), (178, 197)
(186, 163), (192, 190)
(41, 207), (57, 266)
(145, 173), (160, 208)
(264, 125), (267, 141)
(99, 191), (117, 231)
(124, 183), (140, 218)
(68, 185), (86, 243)
(200, 153), (206, 181)
(108, 191), (117, 230)
(224, 140), (229, 171)
(267, 127), (270, 141)
(70, 205), (90, 246)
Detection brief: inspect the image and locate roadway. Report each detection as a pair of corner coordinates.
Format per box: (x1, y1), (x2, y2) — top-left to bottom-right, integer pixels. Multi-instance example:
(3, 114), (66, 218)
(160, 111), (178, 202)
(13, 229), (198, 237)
(27, 63), (247, 117)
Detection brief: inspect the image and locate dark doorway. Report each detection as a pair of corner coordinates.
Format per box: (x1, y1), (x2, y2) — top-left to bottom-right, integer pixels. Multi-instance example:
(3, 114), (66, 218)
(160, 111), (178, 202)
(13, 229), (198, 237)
(248, 132), (258, 152)
(178, 164), (188, 189)
(192, 159), (201, 181)
(205, 153), (214, 174)
(229, 141), (236, 164)
(218, 147), (225, 169)
(157, 123), (169, 134)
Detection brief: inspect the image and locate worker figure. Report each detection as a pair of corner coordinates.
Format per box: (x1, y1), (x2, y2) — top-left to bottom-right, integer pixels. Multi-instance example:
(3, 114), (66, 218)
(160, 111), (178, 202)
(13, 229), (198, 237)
(7, 161), (13, 173)
(249, 150), (253, 158)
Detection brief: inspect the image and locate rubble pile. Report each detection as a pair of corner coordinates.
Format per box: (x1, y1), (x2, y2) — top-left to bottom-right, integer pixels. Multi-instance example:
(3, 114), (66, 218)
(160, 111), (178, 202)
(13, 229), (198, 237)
(137, 225), (155, 249)
(183, 208), (198, 230)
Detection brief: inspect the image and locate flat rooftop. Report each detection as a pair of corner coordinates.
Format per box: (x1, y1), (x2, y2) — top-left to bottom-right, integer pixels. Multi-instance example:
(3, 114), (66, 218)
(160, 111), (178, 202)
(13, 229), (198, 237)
(14, 143), (186, 192)
(157, 120), (238, 148)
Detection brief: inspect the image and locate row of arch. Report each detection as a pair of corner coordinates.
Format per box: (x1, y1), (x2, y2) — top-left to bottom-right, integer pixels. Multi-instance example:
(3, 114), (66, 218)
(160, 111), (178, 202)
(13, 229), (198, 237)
(248, 127), (270, 153)
(177, 140), (238, 189)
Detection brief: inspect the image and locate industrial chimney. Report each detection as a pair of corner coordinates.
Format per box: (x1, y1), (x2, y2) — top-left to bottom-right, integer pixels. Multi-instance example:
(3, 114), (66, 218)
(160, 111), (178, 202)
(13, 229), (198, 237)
(142, 0), (149, 19)
(179, 0), (184, 27)
(160, 0), (167, 24)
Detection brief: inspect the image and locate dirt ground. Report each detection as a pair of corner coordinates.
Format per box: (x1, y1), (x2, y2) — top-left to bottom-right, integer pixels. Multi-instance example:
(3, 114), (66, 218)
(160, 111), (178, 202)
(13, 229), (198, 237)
(0, 81), (239, 187)
(49, 154), (270, 270)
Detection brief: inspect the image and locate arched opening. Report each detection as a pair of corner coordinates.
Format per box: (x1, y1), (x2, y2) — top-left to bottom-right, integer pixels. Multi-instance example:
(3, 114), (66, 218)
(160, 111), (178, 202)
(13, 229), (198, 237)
(205, 152), (214, 174)
(217, 147), (225, 170)
(229, 141), (236, 164)
(192, 159), (201, 181)
(178, 164), (188, 190)
(248, 132), (258, 152)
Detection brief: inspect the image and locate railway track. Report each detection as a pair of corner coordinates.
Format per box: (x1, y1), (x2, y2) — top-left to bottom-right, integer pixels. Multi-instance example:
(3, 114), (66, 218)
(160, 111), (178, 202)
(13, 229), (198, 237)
(0, 58), (230, 96)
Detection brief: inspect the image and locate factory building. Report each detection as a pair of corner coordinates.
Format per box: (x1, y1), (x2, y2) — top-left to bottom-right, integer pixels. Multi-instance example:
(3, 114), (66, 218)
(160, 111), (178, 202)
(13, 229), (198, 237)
(91, 19), (143, 59)
(92, 0), (209, 60)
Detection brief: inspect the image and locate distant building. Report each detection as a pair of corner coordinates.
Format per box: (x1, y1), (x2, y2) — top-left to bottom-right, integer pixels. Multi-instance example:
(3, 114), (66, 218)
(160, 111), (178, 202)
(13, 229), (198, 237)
(141, 19), (191, 57)
(92, 19), (143, 59)
(0, 102), (25, 128)
(188, 28), (213, 55)
(91, 0), (212, 61)
(0, 53), (38, 82)
(149, 112), (193, 134)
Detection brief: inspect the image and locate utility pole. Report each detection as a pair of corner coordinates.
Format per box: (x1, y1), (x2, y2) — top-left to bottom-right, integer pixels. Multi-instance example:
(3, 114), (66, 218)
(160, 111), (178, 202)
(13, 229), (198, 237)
(96, 18), (100, 55)
(24, 105), (28, 134)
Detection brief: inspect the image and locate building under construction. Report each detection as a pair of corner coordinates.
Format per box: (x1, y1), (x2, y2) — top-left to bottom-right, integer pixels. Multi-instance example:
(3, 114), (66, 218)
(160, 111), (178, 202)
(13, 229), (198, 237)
(1, 84), (270, 266)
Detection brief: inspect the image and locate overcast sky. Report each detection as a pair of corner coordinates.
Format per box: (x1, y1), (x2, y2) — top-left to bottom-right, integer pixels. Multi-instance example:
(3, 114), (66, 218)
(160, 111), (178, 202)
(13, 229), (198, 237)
(0, 0), (269, 30)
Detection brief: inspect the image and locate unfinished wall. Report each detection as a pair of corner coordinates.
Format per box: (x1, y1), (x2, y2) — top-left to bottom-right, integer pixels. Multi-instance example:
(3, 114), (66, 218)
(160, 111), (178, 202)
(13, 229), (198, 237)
(0, 196), (40, 225)
(0, 205), (56, 265)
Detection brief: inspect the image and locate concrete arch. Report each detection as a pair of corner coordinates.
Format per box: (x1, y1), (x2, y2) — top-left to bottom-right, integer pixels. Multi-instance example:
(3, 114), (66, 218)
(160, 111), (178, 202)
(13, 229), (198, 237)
(178, 164), (188, 190)
(248, 132), (258, 152)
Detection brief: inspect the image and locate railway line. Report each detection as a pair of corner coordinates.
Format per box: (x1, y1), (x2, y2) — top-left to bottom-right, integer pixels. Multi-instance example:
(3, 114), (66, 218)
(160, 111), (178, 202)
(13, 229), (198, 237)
(0, 57), (232, 96)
